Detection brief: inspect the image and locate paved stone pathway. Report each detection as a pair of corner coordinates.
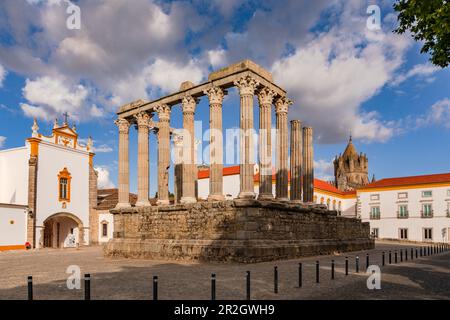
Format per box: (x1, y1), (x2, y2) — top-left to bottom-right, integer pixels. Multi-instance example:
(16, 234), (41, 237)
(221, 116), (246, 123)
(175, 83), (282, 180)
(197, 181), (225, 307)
(0, 242), (448, 300)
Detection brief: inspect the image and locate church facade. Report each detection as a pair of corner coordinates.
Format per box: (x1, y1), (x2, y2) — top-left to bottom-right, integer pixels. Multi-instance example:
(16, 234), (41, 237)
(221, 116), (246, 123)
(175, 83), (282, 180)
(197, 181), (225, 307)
(0, 119), (97, 250)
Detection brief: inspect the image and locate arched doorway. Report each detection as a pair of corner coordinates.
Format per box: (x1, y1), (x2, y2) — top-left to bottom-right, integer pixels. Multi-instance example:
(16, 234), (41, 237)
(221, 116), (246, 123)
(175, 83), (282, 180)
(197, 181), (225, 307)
(43, 213), (83, 248)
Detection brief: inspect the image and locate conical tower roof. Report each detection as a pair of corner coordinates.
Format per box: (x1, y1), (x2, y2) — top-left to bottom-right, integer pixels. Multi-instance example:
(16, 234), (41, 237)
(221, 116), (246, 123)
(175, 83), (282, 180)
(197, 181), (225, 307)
(342, 136), (358, 159)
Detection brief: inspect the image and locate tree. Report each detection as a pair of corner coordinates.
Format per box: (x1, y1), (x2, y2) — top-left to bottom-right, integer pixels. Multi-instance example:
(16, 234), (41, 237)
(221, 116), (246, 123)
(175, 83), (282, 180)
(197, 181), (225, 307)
(393, 0), (450, 68)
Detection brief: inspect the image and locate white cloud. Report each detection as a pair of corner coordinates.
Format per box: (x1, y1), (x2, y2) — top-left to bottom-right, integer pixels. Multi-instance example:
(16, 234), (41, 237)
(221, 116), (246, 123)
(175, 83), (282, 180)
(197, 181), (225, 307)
(314, 159), (334, 182)
(271, 4), (412, 143)
(0, 64), (6, 87)
(416, 99), (450, 129)
(94, 144), (113, 153)
(95, 166), (115, 189)
(0, 136), (6, 149)
(391, 63), (439, 86)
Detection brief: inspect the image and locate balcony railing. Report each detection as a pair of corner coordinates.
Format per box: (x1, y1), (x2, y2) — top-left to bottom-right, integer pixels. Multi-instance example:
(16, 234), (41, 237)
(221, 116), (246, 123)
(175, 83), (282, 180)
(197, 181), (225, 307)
(396, 210), (409, 219)
(369, 214), (381, 220)
(420, 210), (434, 218)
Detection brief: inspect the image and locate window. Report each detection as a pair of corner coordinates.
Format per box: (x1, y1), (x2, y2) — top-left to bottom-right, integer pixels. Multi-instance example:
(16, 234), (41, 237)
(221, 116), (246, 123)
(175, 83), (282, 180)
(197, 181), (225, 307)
(398, 205), (408, 218)
(58, 168), (72, 202)
(423, 228), (433, 241)
(422, 190), (432, 198)
(447, 190), (450, 197)
(399, 228), (408, 240)
(372, 228), (379, 239)
(370, 206), (380, 219)
(398, 192), (408, 199)
(422, 203), (433, 218)
(370, 194), (380, 201)
(102, 223), (108, 237)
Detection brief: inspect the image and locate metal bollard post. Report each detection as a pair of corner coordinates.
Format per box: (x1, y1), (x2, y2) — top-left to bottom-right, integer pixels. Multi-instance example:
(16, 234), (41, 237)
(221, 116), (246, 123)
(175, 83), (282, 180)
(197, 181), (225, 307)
(416, 248), (418, 259)
(389, 251), (392, 264)
(246, 271), (251, 300)
(331, 260), (335, 280)
(84, 274), (91, 301)
(316, 261), (320, 283)
(345, 257), (349, 275)
(274, 266), (278, 294)
(411, 248), (413, 260)
(153, 276), (158, 301)
(355, 256), (359, 273)
(211, 274), (216, 301)
(400, 250), (403, 262)
(395, 251), (398, 263)
(382, 252), (385, 266)
(298, 263), (302, 288)
(366, 254), (369, 270)
(27, 276), (33, 301)
(406, 249), (408, 261)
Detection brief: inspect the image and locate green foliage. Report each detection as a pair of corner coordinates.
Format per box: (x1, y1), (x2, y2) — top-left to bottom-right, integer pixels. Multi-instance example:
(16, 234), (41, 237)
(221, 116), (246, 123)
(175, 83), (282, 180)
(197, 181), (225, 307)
(394, 0), (450, 68)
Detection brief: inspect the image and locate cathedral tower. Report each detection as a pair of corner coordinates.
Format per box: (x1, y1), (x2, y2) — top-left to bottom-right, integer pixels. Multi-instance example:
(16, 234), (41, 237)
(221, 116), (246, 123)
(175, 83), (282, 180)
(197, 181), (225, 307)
(334, 136), (369, 191)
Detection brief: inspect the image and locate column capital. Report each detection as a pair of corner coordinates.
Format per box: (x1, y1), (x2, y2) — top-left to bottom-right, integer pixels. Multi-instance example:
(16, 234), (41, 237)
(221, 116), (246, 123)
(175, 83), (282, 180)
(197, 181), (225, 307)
(275, 96), (293, 114)
(257, 87), (276, 106)
(134, 112), (151, 128)
(234, 75), (260, 96)
(156, 104), (171, 121)
(115, 118), (131, 133)
(182, 95), (198, 114)
(204, 86), (226, 105)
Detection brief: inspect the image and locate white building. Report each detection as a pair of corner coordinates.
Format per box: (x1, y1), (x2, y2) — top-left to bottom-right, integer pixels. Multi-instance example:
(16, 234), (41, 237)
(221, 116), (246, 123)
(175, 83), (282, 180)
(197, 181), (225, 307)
(0, 119), (97, 250)
(358, 173), (450, 243)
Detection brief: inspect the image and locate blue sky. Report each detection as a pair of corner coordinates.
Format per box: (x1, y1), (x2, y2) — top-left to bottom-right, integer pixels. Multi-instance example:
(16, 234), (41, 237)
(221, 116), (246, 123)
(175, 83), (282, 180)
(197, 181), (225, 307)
(0, 0), (449, 195)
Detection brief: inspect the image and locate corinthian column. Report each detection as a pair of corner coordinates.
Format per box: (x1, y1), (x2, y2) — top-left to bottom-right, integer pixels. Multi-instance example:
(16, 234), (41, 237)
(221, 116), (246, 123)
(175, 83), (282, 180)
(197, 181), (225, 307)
(290, 120), (302, 201)
(156, 104), (171, 205)
(180, 95), (197, 204)
(115, 118), (131, 208)
(234, 75), (259, 199)
(135, 112), (151, 207)
(302, 127), (314, 203)
(275, 97), (292, 201)
(257, 87), (276, 200)
(204, 86), (225, 201)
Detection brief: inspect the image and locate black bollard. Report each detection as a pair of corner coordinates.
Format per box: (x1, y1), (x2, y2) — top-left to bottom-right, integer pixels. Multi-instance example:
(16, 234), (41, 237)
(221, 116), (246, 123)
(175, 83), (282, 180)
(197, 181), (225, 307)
(316, 261), (320, 283)
(84, 274), (91, 301)
(153, 276), (158, 301)
(416, 248), (418, 259)
(331, 260), (335, 280)
(211, 274), (216, 301)
(406, 249), (408, 261)
(395, 251), (398, 263)
(400, 250), (403, 262)
(411, 248), (414, 260)
(355, 256), (359, 273)
(382, 252), (385, 266)
(345, 257), (349, 275)
(389, 251), (392, 264)
(27, 276), (33, 301)
(274, 266), (278, 294)
(298, 263), (302, 288)
(366, 254), (369, 270)
(246, 271), (251, 300)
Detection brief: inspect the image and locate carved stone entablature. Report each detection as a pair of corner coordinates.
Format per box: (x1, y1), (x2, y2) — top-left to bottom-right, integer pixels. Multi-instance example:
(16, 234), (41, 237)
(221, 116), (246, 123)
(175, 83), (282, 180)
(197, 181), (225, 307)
(115, 118), (131, 134)
(181, 95), (198, 114)
(204, 86), (226, 105)
(257, 87), (277, 106)
(155, 104), (171, 121)
(234, 75), (260, 96)
(275, 96), (293, 114)
(134, 112), (151, 128)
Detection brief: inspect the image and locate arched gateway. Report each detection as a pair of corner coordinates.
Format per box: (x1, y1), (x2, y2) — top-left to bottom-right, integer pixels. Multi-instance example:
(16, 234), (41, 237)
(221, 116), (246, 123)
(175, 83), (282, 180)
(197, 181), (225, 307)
(43, 213), (84, 248)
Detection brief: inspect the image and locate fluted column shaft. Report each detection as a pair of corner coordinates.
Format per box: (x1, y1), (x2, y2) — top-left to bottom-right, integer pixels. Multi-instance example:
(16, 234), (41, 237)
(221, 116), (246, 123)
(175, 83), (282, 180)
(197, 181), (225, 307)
(290, 120), (302, 201)
(115, 118), (131, 208)
(275, 97), (292, 200)
(257, 88), (275, 199)
(135, 113), (151, 207)
(235, 76), (259, 199)
(181, 96), (197, 203)
(204, 87), (225, 201)
(156, 105), (171, 205)
(302, 127), (314, 202)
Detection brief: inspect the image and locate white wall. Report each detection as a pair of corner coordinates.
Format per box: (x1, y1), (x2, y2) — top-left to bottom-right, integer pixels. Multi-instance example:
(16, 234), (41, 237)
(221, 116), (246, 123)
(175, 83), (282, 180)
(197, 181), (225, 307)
(0, 147), (29, 205)
(98, 211), (114, 243)
(35, 141), (90, 247)
(0, 205), (27, 247)
(360, 185), (450, 243)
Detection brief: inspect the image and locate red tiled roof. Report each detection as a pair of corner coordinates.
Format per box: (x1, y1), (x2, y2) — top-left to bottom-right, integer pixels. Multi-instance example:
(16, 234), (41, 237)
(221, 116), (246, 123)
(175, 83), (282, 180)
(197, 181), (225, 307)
(197, 165), (352, 196)
(361, 172), (450, 189)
